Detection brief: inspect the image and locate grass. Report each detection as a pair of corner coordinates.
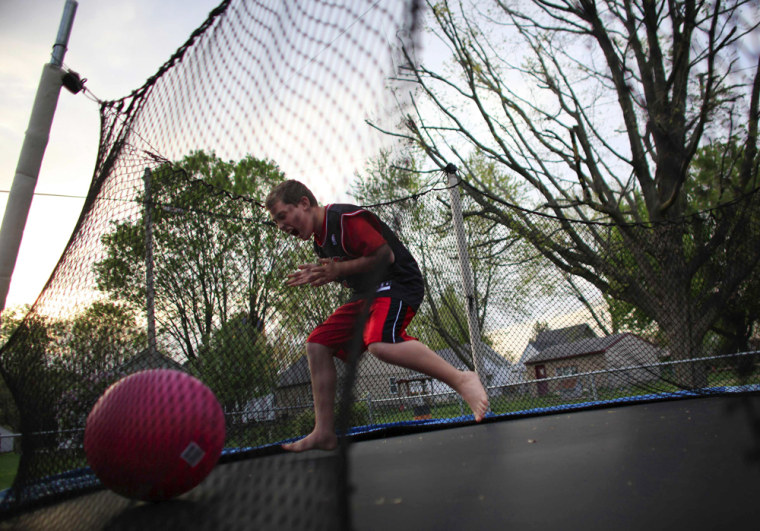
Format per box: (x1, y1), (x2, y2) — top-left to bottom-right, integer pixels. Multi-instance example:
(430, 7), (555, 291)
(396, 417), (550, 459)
(0, 452), (20, 491)
(363, 377), (732, 426)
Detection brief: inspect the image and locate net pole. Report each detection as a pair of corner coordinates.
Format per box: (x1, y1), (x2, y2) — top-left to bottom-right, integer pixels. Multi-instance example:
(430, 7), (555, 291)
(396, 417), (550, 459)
(51, 0), (78, 67)
(143, 168), (157, 353)
(0, 0), (78, 318)
(445, 164), (485, 380)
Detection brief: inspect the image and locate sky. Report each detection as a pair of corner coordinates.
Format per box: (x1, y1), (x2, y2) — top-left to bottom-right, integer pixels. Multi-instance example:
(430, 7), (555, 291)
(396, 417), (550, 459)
(0, 0), (443, 312)
(0, 0), (224, 308)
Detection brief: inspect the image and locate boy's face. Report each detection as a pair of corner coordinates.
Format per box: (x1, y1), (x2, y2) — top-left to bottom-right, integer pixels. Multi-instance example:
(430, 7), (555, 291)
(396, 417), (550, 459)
(268, 197), (313, 240)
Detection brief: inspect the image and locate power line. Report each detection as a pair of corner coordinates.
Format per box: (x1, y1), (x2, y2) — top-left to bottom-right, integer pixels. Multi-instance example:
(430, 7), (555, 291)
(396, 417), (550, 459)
(0, 190), (86, 200)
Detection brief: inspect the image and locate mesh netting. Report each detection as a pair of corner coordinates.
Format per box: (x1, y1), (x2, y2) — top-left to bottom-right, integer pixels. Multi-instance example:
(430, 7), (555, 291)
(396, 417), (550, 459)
(0, 0), (759, 527)
(0, 0), (424, 524)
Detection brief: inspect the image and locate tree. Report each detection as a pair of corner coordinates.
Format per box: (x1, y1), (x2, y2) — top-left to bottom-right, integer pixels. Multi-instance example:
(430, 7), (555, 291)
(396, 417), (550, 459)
(187, 312), (277, 411)
(0, 310), (61, 452)
(94, 151), (287, 361)
(530, 322), (549, 343)
(55, 301), (146, 376)
(351, 149), (539, 367)
(605, 139), (760, 352)
(687, 139), (760, 354)
(385, 0), (760, 387)
(3, 301), (147, 439)
(0, 305), (31, 346)
(50, 301), (147, 434)
(0, 305), (29, 431)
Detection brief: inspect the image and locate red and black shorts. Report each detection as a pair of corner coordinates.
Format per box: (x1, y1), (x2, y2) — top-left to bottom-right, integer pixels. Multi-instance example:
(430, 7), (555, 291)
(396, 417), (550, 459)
(307, 297), (417, 361)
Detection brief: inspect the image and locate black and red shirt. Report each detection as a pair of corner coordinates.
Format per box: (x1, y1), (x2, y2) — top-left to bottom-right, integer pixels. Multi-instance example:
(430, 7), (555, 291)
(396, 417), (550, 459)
(314, 204), (424, 310)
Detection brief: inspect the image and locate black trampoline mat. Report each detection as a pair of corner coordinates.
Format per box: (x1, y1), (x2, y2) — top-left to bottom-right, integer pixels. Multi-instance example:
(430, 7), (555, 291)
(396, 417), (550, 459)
(350, 394), (760, 530)
(0, 453), (344, 531)
(2, 394), (759, 530)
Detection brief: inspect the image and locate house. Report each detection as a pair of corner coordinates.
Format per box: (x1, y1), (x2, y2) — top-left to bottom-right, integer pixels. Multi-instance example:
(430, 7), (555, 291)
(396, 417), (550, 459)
(509, 324), (598, 386)
(118, 347), (185, 374)
(532, 324), (598, 350)
(274, 355), (347, 417)
(397, 343), (512, 400)
(0, 425), (18, 453)
(524, 332), (665, 397)
(274, 355), (314, 416)
(273, 342), (512, 415)
(274, 353), (409, 414)
(352, 353), (414, 403)
(239, 393), (276, 423)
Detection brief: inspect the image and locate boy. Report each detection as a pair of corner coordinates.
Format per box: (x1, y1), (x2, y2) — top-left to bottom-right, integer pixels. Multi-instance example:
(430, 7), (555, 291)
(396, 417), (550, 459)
(266, 179), (489, 452)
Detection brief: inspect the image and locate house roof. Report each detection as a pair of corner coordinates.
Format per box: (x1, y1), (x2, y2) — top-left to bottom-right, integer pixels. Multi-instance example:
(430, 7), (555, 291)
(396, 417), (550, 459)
(525, 333), (629, 365)
(436, 343), (510, 370)
(276, 342), (509, 387)
(277, 356), (310, 387)
(118, 348), (185, 374)
(532, 324), (597, 351)
(399, 344), (510, 382)
(277, 355), (345, 387)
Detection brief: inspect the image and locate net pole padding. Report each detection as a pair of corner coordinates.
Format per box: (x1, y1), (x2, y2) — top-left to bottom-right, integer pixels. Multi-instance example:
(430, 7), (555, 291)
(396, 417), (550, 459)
(0, 0), (78, 319)
(143, 168), (157, 353)
(444, 164), (486, 381)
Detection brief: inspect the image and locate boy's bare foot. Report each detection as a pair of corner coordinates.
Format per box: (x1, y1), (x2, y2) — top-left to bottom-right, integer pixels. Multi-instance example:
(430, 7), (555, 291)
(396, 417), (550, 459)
(281, 430), (338, 453)
(458, 371), (489, 422)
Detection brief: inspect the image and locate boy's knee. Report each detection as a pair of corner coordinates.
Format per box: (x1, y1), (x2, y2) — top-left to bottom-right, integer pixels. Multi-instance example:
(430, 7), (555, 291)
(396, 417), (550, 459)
(307, 342), (329, 356)
(367, 342), (391, 361)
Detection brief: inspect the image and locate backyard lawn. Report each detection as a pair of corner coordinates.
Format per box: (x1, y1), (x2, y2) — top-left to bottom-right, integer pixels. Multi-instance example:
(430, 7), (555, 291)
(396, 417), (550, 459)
(0, 452), (19, 491)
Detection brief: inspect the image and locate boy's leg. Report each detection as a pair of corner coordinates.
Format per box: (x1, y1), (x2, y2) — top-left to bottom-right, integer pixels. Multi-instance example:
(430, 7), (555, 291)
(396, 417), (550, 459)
(281, 341), (339, 452)
(367, 340), (489, 422)
(283, 300), (364, 452)
(364, 298), (489, 421)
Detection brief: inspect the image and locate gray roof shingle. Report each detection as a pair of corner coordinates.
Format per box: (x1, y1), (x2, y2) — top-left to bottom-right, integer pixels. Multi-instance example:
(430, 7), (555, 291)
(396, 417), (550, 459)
(532, 324), (597, 351)
(525, 334), (628, 364)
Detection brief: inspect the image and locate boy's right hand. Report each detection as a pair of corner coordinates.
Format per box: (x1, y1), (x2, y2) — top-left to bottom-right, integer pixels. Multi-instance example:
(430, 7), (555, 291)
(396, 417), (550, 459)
(286, 259), (339, 287)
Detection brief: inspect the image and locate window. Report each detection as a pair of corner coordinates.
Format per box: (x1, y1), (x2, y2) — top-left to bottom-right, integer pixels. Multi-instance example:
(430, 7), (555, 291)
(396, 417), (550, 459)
(389, 377), (398, 395)
(557, 365), (581, 394)
(557, 366), (578, 377)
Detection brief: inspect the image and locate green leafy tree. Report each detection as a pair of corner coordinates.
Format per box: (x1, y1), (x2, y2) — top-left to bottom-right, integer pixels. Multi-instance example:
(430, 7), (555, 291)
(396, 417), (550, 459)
(0, 305), (29, 431)
(55, 301), (146, 376)
(412, 284), (472, 351)
(686, 139), (760, 354)
(0, 305), (31, 346)
(187, 313), (277, 411)
(530, 322), (549, 343)
(0, 311), (60, 452)
(386, 0), (760, 387)
(604, 139), (760, 353)
(94, 151), (287, 362)
(50, 301), (147, 436)
(351, 150), (533, 368)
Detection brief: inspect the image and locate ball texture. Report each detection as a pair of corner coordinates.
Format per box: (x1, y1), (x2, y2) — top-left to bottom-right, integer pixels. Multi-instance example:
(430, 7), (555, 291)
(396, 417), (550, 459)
(84, 369), (226, 501)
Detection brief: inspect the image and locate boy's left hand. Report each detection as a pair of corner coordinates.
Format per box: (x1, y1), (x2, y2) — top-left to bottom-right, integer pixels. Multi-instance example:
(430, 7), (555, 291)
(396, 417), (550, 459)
(286, 259), (339, 287)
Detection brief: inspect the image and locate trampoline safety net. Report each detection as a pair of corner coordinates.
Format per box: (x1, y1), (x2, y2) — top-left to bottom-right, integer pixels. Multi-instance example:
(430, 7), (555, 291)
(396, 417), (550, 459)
(1, 0), (759, 529)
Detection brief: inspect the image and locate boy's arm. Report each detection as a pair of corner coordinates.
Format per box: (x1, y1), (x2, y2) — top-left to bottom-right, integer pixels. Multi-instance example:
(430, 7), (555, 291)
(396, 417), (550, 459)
(287, 211), (392, 288)
(286, 244), (394, 287)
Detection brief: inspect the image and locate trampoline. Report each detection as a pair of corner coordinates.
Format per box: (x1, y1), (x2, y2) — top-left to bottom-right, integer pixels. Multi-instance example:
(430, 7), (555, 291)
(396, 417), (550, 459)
(3, 1), (759, 530)
(2, 392), (759, 530)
